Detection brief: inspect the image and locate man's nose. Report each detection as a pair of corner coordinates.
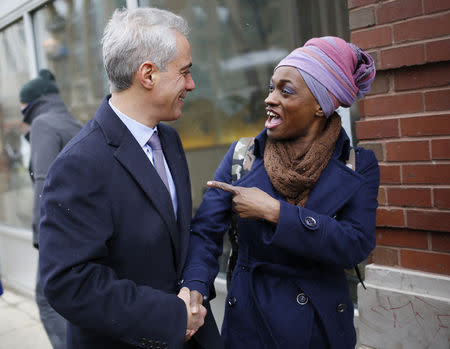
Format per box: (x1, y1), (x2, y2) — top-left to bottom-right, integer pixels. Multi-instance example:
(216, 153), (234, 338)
(186, 74), (195, 91)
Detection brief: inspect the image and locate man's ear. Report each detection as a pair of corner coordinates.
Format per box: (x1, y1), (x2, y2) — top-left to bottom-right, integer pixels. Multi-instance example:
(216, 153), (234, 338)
(137, 61), (157, 89)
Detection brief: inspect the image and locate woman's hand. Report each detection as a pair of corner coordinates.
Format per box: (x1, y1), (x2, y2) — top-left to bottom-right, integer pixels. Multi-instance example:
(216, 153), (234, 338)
(207, 181), (280, 224)
(177, 287), (206, 341)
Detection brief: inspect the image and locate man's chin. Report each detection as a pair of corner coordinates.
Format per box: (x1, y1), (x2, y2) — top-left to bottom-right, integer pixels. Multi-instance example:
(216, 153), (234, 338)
(160, 113), (182, 123)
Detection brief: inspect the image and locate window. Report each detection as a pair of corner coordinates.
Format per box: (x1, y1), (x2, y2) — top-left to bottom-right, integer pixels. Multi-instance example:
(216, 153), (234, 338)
(0, 20), (32, 229)
(32, 0), (127, 123)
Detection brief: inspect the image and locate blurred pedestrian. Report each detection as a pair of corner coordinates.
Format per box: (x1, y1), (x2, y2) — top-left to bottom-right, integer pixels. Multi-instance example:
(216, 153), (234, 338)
(20, 68), (82, 349)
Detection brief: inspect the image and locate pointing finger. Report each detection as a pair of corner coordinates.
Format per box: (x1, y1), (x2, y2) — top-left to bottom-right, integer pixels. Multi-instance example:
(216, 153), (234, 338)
(207, 181), (239, 195)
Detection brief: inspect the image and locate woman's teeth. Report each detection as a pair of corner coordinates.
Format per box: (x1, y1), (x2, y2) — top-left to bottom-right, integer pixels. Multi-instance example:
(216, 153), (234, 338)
(265, 110), (283, 129)
(267, 110), (278, 118)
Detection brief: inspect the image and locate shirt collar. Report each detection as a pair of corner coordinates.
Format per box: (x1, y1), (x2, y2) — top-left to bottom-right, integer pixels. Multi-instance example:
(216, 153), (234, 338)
(108, 98), (156, 147)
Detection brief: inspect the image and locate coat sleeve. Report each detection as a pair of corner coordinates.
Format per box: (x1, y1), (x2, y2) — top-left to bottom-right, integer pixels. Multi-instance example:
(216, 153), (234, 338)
(39, 146), (187, 348)
(30, 117), (62, 247)
(182, 143), (236, 299)
(262, 149), (379, 268)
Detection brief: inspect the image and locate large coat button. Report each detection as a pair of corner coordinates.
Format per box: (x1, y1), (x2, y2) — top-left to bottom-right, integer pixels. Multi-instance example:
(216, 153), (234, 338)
(228, 296), (237, 306)
(296, 293), (309, 305)
(337, 303), (347, 313)
(305, 216), (317, 228)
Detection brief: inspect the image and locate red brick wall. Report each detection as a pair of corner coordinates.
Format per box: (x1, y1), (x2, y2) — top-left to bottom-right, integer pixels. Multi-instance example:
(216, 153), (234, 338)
(348, 0), (450, 275)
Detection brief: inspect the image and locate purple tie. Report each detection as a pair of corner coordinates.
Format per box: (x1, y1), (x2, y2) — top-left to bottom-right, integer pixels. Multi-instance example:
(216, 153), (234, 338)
(147, 132), (170, 192)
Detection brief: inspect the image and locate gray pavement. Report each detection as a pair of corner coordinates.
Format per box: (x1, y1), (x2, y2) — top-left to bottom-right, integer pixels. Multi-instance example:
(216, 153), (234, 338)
(0, 287), (52, 349)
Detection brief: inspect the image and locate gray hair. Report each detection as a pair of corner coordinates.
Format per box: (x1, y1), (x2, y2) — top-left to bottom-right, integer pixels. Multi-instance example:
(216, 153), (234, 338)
(102, 7), (189, 92)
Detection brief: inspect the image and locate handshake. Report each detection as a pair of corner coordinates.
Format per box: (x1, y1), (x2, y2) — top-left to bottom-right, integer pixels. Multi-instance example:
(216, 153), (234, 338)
(177, 287), (207, 341)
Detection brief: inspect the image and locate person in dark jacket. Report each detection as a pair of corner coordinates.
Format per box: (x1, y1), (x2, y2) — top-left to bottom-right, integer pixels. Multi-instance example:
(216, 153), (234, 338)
(182, 36), (379, 348)
(20, 68), (82, 349)
(38, 7), (222, 349)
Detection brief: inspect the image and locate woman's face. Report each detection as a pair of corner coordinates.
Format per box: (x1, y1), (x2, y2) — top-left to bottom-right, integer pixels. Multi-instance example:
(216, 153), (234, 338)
(264, 66), (324, 142)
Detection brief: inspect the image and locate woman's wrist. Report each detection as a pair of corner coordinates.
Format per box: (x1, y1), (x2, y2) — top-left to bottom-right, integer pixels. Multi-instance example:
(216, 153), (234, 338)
(264, 198), (280, 224)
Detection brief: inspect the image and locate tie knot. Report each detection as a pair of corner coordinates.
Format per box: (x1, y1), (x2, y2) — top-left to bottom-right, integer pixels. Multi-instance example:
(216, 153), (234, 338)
(147, 132), (162, 150)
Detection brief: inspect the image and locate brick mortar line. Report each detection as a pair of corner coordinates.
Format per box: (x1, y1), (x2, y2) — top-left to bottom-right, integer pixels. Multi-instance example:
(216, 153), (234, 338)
(378, 206), (450, 213)
(381, 137), (449, 142)
(359, 112), (450, 120)
(394, 246), (450, 254)
(364, 86), (450, 100)
(378, 160), (450, 164)
(380, 35), (450, 47)
(351, 23), (393, 34)
(380, 184), (450, 189)
(351, 10), (450, 34)
(349, 6), (450, 25)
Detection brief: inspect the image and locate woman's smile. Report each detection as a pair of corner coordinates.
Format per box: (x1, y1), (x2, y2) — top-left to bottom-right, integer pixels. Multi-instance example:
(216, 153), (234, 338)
(265, 109), (283, 129)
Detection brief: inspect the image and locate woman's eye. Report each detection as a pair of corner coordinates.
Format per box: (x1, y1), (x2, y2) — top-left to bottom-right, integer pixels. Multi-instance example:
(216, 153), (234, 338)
(268, 84), (274, 92)
(282, 87), (294, 95)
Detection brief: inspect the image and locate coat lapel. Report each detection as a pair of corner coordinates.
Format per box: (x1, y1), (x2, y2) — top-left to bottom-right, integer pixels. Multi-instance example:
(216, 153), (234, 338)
(95, 98), (180, 263)
(305, 158), (364, 215)
(159, 126), (191, 273)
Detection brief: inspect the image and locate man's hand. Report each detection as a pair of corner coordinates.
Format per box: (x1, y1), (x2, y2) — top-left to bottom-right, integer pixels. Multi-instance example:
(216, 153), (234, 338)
(207, 180), (280, 224)
(177, 287), (207, 342)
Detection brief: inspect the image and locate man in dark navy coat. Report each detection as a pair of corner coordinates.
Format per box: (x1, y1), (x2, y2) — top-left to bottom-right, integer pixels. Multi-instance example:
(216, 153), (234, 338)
(38, 7), (221, 349)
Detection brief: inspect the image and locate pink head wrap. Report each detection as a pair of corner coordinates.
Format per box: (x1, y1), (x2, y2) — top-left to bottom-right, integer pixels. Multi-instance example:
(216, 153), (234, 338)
(275, 36), (376, 117)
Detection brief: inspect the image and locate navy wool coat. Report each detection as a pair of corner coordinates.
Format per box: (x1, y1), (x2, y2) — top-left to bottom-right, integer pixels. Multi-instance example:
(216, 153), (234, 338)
(39, 96), (221, 349)
(183, 128), (379, 349)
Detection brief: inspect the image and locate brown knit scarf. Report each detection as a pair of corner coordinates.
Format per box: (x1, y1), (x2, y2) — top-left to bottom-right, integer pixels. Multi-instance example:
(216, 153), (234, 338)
(264, 113), (341, 206)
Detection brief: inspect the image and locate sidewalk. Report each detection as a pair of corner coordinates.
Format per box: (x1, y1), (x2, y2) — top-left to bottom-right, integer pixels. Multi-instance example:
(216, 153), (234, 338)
(0, 287), (52, 349)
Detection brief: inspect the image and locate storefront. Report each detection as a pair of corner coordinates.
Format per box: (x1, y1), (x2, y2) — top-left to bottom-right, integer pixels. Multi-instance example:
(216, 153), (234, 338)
(0, 0), (351, 327)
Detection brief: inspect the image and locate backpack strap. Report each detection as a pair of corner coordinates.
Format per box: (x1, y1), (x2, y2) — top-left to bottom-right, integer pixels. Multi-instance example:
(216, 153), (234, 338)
(232, 137), (255, 182)
(346, 147), (355, 170)
(227, 137), (255, 290)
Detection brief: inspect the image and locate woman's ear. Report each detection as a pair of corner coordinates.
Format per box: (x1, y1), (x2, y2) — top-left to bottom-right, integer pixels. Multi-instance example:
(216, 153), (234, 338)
(315, 106), (325, 118)
(137, 61), (157, 89)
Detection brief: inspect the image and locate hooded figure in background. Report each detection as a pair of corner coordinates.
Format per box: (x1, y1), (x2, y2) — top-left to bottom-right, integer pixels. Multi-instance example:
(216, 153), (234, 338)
(20, 69), (82, 349)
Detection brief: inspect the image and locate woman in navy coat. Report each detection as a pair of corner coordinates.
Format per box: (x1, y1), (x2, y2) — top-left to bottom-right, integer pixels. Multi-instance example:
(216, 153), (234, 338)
(183, 36), (379, 348)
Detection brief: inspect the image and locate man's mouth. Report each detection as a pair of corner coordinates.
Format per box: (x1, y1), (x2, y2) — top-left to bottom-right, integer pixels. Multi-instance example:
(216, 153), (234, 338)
(265, 110), (283, 129)
(178, 93), (187, 103)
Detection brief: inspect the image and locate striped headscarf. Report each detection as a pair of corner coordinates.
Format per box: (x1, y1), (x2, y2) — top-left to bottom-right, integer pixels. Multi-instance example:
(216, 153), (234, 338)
(275, 36), (376, 117)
